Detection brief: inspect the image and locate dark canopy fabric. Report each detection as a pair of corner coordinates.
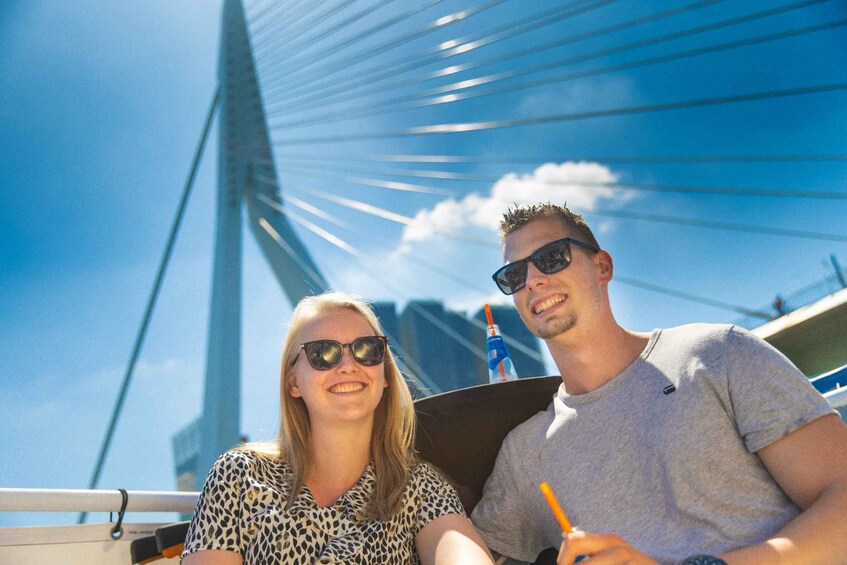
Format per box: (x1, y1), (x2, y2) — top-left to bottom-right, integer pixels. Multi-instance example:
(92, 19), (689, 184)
(414, 376), (561, 514)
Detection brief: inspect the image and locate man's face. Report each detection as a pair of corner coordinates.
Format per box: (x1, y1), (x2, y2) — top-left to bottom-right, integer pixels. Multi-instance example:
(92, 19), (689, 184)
(503, 217), (603, 340)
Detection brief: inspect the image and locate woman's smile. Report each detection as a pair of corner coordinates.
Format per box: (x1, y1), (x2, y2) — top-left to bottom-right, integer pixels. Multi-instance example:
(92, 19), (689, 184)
(328, 382), (367, 394)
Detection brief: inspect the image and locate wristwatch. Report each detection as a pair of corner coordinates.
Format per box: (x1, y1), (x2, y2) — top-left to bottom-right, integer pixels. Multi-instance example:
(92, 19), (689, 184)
(681, 556), (727, 565)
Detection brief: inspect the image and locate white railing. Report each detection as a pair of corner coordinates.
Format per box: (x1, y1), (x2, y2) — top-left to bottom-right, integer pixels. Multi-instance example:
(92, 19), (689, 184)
(0, 488), (199, 513)
(825, 386), (847, 410)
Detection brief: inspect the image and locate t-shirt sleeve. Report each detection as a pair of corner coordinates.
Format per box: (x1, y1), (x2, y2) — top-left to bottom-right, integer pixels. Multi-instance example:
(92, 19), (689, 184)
(182, 451), (249, 557)
(471, 436), (545, 563)
(412, 463), (467, 535)
(723, 325), (836, 453)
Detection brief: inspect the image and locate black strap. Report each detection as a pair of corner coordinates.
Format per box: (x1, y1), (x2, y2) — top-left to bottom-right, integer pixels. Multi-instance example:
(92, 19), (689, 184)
(110, 488), (129, 539)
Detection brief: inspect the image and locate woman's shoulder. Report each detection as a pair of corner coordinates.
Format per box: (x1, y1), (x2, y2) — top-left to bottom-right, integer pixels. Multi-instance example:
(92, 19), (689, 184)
(214, 447), (292, 476)
(409, 460), (454, 488)
(407, 461), (467, 518)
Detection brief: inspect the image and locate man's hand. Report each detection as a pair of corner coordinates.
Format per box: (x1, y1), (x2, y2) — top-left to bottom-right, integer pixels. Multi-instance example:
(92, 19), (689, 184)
(557, 530), (661, 565)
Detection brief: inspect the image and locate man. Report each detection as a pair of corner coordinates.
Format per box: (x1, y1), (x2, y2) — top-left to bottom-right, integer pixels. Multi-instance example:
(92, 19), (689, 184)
(471, 203), (847, 564)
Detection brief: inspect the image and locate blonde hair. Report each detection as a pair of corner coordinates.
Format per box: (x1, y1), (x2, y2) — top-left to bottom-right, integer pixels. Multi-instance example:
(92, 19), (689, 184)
(264, 291), (417, 520)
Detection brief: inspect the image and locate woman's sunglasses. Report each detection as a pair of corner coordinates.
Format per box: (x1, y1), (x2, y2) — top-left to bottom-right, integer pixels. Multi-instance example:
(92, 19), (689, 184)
(293, 336), (389, 371)
(492, 237), (600, 295)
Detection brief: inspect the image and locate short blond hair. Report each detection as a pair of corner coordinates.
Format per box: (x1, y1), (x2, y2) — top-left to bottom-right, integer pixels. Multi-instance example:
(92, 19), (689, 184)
(500, 202), (599, 248)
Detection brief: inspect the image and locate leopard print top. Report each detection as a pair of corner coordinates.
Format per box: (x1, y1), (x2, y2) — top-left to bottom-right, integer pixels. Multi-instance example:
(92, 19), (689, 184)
(182, 450), (465, 564)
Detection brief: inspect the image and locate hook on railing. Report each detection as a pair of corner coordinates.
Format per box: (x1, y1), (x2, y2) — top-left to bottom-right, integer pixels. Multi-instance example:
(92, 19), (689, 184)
(110, 488), (128, 540)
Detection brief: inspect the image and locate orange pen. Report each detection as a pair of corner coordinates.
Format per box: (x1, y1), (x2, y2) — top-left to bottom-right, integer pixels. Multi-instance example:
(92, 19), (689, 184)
(539, 481), (573, 534)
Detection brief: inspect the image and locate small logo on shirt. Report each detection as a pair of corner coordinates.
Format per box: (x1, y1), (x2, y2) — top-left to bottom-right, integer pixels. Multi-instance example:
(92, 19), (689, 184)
(663, 384), (676, 395)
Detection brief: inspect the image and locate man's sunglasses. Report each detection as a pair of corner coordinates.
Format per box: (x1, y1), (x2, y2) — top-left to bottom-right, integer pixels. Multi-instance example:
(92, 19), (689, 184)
(492, 237), (600, 295)
(293, 336), (389, 371)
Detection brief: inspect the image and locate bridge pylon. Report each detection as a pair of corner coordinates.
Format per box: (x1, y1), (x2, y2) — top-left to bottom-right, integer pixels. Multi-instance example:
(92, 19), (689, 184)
(175, 0), (329, 492)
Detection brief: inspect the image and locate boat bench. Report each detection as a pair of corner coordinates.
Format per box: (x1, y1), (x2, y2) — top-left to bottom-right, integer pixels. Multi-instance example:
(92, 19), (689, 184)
(130, 521), (187, 564)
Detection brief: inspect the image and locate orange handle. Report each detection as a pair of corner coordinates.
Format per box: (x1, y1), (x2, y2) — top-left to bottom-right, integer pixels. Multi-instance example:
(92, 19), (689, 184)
(497, 359), (506, 381)
(539, 482), (573, 534)
(484, 303), (495, 326)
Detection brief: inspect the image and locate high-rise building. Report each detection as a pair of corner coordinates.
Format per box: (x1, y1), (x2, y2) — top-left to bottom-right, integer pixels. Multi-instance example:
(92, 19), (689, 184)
(473, 304), (547, 380)
(373, 300), (547, 395)
(401, 301), (484, 393)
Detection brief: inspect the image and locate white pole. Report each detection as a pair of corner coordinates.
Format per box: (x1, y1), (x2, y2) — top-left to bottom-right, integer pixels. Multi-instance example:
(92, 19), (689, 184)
(0, 489), (199, 513)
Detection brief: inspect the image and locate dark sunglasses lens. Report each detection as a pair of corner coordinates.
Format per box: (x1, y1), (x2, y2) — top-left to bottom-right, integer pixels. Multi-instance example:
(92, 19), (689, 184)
(493, 239), (575, 294)
(304, 341), (343, 370)
(497, 262), (528, 295)
(352, 336), (386, 366)
(533, 240), (571, 274)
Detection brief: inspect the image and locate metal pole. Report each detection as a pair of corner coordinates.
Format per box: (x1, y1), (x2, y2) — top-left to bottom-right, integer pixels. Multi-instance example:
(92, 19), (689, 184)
(831, 254), (847, 288)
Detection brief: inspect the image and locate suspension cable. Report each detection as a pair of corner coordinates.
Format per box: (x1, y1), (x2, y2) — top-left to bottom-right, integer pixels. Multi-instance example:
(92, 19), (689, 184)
(78, 87), (219, 524)
(269, 17), (845, 130)
(273, 160), (847, 200)
(268, 0), (722, 115)
(271, 82), (847, 145)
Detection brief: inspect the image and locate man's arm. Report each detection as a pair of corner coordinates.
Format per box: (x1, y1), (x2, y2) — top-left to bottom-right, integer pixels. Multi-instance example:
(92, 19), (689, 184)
(490, 550), (532, 565)
(555, 414), (847, 565)
(720, 413), (847, 564)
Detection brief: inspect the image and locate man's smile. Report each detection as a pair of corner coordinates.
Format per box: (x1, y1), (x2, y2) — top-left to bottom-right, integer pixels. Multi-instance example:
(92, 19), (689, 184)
(532, 294), (567, 315)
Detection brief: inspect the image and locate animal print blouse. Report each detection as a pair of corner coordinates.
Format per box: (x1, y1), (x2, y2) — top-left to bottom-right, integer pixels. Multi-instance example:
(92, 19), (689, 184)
(182, 450), (465, 564)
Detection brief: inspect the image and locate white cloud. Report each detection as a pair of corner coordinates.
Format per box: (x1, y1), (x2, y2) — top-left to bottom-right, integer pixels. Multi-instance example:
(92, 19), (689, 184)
(402, 160), (629, 242)
(302, 161), (638, 360)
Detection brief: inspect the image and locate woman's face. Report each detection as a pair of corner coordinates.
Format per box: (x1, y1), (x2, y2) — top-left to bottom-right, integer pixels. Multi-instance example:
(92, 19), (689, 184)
(289, 308), (388, 430)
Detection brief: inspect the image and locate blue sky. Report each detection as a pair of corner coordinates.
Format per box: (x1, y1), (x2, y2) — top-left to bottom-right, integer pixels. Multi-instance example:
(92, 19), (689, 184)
(1, 0), (845, 527)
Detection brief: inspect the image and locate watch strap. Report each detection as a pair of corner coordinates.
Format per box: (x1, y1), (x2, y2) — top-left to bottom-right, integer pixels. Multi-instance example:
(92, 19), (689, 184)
(681, 556), (727, 565)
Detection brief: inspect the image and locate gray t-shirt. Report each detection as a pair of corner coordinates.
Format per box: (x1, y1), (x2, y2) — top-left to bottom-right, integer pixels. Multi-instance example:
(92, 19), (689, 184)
(471, 324), (835, 564)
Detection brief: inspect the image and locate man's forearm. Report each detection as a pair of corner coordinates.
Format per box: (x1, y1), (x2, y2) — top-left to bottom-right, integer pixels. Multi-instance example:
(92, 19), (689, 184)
(721, 481), (847, 564)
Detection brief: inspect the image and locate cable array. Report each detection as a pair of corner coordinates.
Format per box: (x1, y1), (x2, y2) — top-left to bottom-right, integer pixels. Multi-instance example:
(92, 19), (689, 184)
(239, 0), (845, 319)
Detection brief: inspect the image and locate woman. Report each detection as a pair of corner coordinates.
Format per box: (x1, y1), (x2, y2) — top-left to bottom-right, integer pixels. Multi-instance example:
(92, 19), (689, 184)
(182, 292), (493, 564)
